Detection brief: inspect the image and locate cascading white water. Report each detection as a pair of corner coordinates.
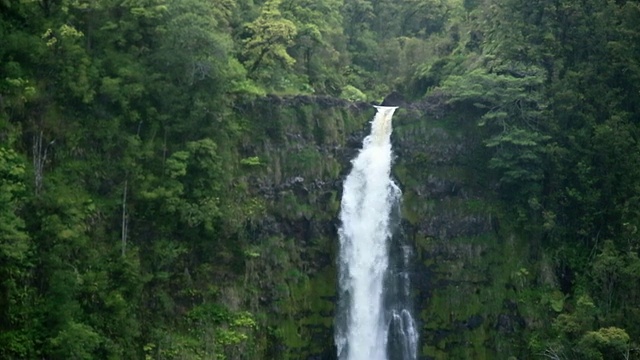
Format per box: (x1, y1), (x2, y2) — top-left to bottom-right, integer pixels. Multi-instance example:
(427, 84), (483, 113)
(336, 106), (417, 360)
(387, 244), (419, 360)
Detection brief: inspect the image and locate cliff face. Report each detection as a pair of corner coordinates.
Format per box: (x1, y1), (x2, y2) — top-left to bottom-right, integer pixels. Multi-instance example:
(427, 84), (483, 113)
(237, 96), (370, 359)
(244, 96), (551, 359)
(393, 106), (535, 360)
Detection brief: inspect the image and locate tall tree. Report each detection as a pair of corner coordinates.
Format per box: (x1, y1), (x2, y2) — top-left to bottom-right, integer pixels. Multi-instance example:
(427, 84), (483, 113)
(242, 0), (297, 83)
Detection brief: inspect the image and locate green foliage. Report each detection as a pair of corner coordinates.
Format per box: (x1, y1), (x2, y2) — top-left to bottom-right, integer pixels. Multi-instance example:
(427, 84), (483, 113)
(242, 0), (297, 82)
(485, 129), (549, 188)
(552, 295), (596, 338)
(0, 148), (28, 260)
(240, 156), (262, 166)
(577, 327), (630, 360)
(178, 304), (257, 359)
(48, 321), (101, 360)
(545, 290), (565, 313)
(441, 66), (546, 129)
(0, 148), (34, 359)
(340, 85), (367, 102)
(439, 66), (549, 219)
(414, 0), (640, 356)
(2, 0), (640, 358)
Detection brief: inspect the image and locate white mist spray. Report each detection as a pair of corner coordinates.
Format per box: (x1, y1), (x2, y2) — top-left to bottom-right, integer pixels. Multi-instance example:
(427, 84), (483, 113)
(336, 106), (415, 360)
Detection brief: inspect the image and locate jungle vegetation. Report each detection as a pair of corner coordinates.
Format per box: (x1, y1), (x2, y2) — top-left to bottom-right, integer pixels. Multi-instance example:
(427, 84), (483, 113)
(2, 0), (640, 358)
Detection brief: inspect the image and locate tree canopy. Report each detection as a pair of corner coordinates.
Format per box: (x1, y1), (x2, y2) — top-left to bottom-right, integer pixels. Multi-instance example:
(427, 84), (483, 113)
(2, 0), (640, 358)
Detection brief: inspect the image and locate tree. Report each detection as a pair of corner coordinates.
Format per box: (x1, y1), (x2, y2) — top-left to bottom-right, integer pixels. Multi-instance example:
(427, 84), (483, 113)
(439, 66), (549, 209)
(577, 327), (631, 360)
(0, 148), (34, 359)
(281, 0), (347, 93)
(242, 0), (297, 79)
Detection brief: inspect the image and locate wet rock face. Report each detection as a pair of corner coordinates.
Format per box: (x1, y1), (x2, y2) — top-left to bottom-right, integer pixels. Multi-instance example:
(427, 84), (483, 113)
(246, 95), (529, 359)
(389, 99), (533, 359)
(239, 96), (372, 359)
(381, 91), (407, 107)
(419, 212), (493, 240)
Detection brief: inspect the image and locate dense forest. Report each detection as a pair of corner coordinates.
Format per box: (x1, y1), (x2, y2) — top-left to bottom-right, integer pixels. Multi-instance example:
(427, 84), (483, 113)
(2, 0), (640, 359)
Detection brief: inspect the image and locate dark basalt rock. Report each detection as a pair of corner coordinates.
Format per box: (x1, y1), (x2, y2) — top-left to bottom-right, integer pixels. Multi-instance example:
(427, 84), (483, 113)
(465, 314), (484, 330)
(243, 93), (528, 359)
(381, 91), (406, 107)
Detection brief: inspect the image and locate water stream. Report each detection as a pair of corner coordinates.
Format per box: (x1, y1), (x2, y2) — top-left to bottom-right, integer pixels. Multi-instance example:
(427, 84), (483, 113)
(336, 106), (418, 360)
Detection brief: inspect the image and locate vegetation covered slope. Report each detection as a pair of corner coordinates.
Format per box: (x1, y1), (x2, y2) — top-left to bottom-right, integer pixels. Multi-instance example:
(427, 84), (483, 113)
(2, 0), (640, 359)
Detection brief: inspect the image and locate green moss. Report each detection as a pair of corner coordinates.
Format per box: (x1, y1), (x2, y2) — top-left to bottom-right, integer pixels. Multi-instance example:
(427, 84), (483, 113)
(274, 266), (337, 359)
(275, 191), (312, 220)
(417, 229), (538, 358)
(295, 105), (315, 132)
(276, 321), (307, 350)
(284, 148), (322, 176)
(402, 190), (436, 224)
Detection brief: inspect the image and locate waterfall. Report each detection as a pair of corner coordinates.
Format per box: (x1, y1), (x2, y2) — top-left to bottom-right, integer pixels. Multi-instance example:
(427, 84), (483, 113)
(336, 106), (418, 360)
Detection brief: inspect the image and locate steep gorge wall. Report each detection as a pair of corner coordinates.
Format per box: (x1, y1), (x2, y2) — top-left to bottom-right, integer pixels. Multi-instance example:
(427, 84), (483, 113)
(393, 106), (539, 360)
(242, 96), (554, 359)
(237, 96), (370, 359)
